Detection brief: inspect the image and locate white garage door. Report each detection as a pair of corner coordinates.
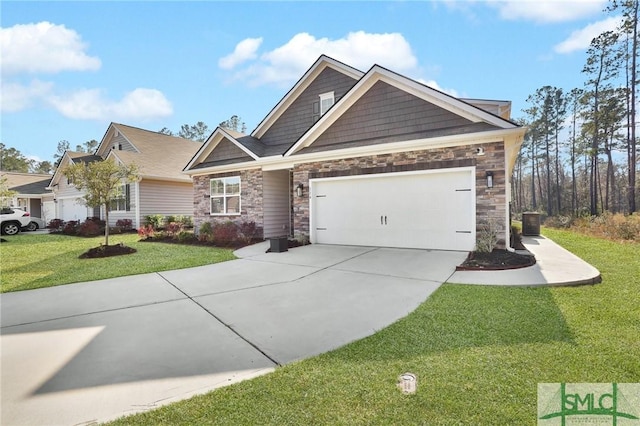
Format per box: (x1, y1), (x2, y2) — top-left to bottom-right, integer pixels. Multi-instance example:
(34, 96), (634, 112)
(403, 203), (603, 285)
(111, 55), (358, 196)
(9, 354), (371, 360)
(311, 168), (475, 251)
(59, 198), (89, 222)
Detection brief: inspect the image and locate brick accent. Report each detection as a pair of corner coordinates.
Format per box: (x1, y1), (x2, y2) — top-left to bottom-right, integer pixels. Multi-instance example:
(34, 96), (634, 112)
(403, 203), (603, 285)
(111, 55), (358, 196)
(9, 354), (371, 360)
(293, 142), (507, 248)
(192, 169), (264, 237)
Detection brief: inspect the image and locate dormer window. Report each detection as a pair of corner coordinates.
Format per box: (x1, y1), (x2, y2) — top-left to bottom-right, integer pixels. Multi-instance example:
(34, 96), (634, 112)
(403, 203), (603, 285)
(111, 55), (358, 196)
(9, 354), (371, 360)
(319, 91), (335, 115)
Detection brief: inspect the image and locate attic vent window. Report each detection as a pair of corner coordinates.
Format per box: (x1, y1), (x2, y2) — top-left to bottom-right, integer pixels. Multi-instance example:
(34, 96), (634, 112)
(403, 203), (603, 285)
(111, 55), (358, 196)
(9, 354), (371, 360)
(319, 91), (335, 115)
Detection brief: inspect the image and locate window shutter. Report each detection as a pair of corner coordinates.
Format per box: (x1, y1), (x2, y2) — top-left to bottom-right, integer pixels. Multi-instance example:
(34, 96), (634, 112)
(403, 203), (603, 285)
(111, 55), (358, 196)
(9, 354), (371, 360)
(312, 101), (320, 122)
(125, 184), (131, 211)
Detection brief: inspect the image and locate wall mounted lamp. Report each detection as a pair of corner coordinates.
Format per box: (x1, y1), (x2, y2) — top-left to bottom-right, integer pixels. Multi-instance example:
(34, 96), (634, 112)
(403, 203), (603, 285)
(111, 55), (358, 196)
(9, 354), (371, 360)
(296, 183), (304, 197)
(486, 171), (494, 188)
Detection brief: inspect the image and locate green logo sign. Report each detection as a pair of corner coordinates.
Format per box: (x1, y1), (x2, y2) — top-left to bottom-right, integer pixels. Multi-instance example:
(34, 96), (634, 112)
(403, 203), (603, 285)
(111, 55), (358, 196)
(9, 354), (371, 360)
(538, 383), (640, 425)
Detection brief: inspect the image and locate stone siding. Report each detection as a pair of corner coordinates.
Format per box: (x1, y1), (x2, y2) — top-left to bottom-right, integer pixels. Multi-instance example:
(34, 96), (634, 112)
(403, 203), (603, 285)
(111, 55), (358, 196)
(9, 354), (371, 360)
(192, 169), (264, 237)
(293, 141), (507, 247)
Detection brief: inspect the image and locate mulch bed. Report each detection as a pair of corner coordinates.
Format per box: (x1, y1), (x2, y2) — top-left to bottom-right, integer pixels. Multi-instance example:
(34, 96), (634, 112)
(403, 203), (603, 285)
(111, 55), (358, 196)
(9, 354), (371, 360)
(79, 244), (137, 259)
(457, 249), (536, 271)
(139, 235), (263, 249)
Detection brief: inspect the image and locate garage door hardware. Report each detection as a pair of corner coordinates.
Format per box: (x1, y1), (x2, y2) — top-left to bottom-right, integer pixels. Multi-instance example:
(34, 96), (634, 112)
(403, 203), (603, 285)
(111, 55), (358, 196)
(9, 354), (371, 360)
(380, 215), (388, 225)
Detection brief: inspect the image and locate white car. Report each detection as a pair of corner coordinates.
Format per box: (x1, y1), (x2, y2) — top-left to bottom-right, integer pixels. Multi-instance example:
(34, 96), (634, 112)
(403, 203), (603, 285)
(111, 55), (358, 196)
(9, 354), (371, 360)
(23, 216), (46, 231)
(0, 207), (32, 235)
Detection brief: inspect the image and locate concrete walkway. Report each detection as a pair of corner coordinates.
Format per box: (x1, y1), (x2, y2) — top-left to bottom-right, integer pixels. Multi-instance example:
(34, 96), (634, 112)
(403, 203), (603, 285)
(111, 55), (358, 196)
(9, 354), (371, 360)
(1, 244), (467, 426)
(447, 235), (602, 286)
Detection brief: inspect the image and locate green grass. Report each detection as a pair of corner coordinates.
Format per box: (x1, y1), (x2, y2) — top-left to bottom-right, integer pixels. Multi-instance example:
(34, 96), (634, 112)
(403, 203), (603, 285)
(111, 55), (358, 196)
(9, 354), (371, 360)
(0, 233), (235, 293)
(108, 228), (639, 425)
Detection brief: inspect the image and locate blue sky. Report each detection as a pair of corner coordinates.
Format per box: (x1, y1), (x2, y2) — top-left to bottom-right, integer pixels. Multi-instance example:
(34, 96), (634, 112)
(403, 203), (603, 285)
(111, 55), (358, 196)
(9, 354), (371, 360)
(1, 0), (620, 163)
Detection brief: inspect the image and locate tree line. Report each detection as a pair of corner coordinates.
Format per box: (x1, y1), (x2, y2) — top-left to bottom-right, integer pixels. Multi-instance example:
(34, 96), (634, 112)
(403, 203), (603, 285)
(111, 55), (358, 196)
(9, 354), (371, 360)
(513, 0), (638, 216)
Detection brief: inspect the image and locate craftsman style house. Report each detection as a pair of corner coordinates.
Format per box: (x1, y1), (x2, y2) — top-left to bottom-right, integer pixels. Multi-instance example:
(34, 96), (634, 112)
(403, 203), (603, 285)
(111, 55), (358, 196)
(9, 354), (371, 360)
(184, 55), (525, 251)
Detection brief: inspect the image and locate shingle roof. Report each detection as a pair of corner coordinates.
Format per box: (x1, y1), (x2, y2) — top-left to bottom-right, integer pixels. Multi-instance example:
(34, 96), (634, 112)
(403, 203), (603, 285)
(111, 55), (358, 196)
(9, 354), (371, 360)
(0, 172), (52, 195)
(110, 123), (202, 181)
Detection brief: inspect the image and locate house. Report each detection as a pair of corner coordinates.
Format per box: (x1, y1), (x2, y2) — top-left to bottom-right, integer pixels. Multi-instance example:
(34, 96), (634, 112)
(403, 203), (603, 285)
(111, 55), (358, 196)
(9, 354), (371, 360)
(183, 55), (526, 251)
(48, 123), (202, 228)
(0, 172), (55, 223)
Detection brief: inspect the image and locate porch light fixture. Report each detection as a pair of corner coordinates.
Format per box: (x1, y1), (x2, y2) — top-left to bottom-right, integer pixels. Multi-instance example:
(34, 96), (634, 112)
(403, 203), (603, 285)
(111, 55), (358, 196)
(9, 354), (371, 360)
(296, 183), (304, 197)
(486, 171), (494, 189)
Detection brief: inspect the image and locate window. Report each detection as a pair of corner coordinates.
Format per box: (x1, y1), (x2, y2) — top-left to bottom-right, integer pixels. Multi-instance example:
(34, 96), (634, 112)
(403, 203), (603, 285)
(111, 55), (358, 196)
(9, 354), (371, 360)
(210, 176), (241, 215)
(319, 91), (335, 115)
(110, 184), (130, 211)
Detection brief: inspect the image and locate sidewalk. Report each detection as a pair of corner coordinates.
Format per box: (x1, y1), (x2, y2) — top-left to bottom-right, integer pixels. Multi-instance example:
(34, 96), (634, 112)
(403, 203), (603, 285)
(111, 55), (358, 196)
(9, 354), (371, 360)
(447, 235), (602, 286)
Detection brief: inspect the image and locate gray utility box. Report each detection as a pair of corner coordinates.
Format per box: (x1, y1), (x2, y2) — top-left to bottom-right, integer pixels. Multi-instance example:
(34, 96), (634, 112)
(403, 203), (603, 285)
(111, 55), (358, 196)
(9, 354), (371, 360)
(522, 212), (541, 236)
(270, 237), (288, 253)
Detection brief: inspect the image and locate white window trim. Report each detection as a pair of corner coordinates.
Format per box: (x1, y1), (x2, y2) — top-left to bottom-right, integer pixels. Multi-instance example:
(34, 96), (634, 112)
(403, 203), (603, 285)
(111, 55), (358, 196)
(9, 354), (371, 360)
(319, 91), (335, 115)
(110, 183), (128, 212)
(210, 176), (241, 216)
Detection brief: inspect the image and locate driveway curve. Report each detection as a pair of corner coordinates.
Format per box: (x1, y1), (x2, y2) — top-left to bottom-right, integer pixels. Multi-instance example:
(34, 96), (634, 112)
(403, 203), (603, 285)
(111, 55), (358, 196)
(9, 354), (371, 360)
(1, 243), (466, 425)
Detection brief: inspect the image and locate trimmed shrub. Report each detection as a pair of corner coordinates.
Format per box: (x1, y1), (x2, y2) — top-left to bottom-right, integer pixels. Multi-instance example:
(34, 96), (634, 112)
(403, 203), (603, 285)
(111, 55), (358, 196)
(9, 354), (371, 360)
(138, 224), (155, 240)
(47, 219), (64, 231)
(212, 221), (238, 246)
(165, 222), (183, 237)
(115, 219), (133, 231)
(144, 214), (164, 230)
(165, 215), (177, 225)
(62, 220), (79, 235)
(77, 220), (102, 237)
(178, 215), (193, 228)
(238, 221), (258, 243)
(198, 221), (213, 242)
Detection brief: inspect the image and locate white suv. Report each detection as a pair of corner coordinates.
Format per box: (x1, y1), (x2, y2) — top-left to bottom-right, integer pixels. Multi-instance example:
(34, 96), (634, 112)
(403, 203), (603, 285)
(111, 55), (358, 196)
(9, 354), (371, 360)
(1, 207), (32, 235)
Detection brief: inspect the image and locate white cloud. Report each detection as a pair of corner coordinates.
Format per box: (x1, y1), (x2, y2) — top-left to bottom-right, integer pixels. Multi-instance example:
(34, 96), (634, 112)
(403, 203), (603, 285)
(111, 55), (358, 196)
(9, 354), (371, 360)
(222, 31), (419, 87)
(218, 37), (263, 70)
(492, 0), (607, 23)
(0, 80), (53, 112)
(1, 21), (101, 75)
(554, 16), (622, 53)
(47, 88), (173, 121)
(417, 78), (460, 97)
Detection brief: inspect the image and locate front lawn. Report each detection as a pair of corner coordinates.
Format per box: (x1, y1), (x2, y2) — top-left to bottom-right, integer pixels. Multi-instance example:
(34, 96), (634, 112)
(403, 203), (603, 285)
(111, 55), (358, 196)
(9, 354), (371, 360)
(0, 233), (235, 293)
(109, 228), (639, 425)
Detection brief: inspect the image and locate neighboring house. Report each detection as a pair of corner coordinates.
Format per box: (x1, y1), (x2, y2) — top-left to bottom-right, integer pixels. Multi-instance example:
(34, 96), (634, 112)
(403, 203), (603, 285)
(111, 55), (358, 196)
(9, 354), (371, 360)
(48, 123), (202, 228)
(0, 172), (54, 223)
(184, 55), (526, 251)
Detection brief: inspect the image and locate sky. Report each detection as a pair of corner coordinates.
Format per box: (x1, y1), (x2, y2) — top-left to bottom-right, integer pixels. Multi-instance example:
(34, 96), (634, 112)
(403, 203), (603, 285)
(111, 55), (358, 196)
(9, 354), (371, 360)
(0, 0), (621, 164)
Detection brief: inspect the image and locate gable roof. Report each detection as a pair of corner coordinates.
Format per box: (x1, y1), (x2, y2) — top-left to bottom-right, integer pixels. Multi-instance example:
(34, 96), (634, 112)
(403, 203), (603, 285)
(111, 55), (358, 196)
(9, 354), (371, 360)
(184, 55), (525, 175)
(47, 150), (103, 189)
(285, 64), (519, 156)
(98, 123), (202, 181)
(251, 55), (364, 139)
(0, 172), (52, 195)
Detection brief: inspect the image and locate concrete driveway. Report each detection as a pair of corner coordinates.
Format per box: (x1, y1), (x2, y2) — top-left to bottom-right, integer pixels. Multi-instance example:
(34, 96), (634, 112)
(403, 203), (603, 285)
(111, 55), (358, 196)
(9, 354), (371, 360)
(1, 244), (466, 425)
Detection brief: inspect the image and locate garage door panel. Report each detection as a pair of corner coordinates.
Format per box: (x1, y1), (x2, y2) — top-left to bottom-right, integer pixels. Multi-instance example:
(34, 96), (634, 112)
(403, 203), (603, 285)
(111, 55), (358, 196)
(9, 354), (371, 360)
(311, 169), (475, 251)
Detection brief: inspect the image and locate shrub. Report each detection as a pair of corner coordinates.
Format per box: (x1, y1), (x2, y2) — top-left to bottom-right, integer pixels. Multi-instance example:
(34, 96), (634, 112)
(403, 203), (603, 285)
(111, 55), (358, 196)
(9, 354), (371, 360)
(165, 215), (177, 225)
(47, 218), (64, 231)
(238, 221), (258, 243)
(177, 230), (196, 243)
(115, 219), (133, 231)
(178, 215), (193, 228)
(144, 214), (164, 230)
(198, 221), (213, 242)
(476, 219), (499, 253)
(544, 215), (573, 229)
(212, 221), (238, 246)
(62, 220), (79, 235)
(165, 222), (183, 238)
(77, 220), (102, 237)
(138, 224), (155, 240)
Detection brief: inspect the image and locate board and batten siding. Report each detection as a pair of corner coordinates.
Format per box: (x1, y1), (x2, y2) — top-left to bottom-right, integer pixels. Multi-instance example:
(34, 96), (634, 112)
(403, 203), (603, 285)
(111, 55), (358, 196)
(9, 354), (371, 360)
(139, 179), (194, 219)
(262, 170), (290, 238)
